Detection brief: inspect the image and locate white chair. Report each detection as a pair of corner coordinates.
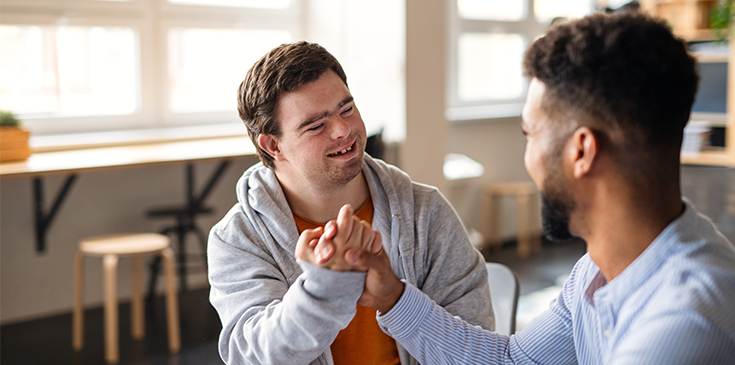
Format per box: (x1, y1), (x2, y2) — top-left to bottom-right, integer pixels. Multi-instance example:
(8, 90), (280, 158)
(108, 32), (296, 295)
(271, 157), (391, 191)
(485, 262), (520, 336)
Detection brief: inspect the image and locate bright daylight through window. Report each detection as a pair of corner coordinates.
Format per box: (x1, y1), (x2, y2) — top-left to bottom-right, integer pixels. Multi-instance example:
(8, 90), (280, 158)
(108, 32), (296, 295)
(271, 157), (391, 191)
(0, 25), (137, 118)
(0, 0), (296, 135)
(168, 28), (291, 114)
(449, 0), (595, 121)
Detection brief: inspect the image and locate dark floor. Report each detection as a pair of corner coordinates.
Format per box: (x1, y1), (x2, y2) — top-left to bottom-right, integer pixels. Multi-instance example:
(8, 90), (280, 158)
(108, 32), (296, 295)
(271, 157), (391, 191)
(482, 237), (587, 295)
(1, 238), (585, 365)
(1, 289), (223, 365)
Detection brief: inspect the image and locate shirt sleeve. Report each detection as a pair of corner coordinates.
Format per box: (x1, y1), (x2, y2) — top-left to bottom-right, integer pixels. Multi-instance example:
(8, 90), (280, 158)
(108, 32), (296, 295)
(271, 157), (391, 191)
(208, 215), (366, 365)
(378, 284), (578, 365)
(414, 189), (495, 330)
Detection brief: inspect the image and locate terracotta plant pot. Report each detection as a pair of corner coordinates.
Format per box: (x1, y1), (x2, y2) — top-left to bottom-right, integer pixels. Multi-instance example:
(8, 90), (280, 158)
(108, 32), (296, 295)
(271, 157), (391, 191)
(0, 127), (31, 163)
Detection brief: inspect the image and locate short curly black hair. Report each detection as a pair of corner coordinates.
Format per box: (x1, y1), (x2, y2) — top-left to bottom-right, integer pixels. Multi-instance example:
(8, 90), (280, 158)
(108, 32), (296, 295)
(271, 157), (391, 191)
(523, 11), (699, 153)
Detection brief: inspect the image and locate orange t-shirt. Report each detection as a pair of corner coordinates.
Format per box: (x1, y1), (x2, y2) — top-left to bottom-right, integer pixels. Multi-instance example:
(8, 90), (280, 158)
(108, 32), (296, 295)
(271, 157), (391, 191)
(293, 198), (401, 365)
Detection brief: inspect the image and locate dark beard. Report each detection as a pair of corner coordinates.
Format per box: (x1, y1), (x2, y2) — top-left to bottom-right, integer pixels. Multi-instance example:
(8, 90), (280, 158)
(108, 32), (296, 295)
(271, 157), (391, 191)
(540, 191), (575, 242)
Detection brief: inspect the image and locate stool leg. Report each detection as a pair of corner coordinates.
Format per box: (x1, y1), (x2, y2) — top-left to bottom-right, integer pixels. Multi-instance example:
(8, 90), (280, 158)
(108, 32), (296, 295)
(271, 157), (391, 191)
(517, 194), (531, 259)
(490, 193), (502, 252)
(176, 221), (187, 292)
(146, 255), (162, 302)
(103, 254), (120, 364)
(131, 254), (144, 340)
(161, 247), (181, 353)
(72, 251), (85, 351)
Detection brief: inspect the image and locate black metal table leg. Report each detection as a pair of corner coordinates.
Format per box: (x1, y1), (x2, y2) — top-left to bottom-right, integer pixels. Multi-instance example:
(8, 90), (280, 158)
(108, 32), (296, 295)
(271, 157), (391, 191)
(33, 175), (77, 253)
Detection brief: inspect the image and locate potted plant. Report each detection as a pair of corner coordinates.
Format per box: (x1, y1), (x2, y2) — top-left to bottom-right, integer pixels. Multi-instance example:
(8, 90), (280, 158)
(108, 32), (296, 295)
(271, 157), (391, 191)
(711, 0), (734, 41)
(0, 110), (31, 163)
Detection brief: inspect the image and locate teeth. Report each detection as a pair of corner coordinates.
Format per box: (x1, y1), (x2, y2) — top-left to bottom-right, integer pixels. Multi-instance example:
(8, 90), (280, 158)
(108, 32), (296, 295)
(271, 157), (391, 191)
(329, 145), (353, 156)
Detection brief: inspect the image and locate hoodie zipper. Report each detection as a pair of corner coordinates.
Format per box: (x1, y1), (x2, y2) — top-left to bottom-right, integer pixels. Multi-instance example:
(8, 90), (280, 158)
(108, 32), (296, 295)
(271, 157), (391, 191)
(391, 213), (409, 281)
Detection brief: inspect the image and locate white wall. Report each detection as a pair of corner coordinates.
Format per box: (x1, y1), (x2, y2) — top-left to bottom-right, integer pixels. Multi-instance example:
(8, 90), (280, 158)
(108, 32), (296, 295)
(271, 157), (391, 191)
(402, 0), (449, 193)
(0, 157), (259, 324)
(401, 0), (540, 240)
(447, 117), (541, 241)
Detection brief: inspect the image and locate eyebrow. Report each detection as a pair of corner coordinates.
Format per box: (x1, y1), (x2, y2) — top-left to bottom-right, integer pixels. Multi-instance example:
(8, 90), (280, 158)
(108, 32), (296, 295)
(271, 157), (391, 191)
(297, 96), (354, 131)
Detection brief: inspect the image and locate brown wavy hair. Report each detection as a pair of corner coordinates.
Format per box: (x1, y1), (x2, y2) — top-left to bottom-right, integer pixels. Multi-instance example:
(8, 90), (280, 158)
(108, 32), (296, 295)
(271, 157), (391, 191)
(237, 41), (348, 169)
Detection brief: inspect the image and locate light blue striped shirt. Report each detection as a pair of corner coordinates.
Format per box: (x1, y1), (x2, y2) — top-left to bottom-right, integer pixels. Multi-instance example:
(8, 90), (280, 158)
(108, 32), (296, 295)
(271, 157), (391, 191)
(378, 200), (735, 364)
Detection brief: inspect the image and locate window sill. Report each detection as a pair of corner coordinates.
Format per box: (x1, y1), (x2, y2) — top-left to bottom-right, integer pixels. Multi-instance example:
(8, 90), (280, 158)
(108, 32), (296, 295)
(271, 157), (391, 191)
(30, 123), (248, 153)
(445, 103), (525, 123)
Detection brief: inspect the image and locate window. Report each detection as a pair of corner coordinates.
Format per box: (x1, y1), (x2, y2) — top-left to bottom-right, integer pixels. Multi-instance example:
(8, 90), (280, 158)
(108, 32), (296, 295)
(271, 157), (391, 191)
(0, 0), (404, 142)
(447, 0), (596, 122)
(0, 25), (137, 118)
(167, 28), (291, 114)
(0, 0), (299, 135)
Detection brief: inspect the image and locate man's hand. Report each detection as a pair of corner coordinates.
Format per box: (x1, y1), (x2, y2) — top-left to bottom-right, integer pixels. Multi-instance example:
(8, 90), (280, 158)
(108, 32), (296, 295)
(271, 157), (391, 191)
(295, 204), (381, 271)
(344, 245), (405, 314)
(294, 204), (404, 312)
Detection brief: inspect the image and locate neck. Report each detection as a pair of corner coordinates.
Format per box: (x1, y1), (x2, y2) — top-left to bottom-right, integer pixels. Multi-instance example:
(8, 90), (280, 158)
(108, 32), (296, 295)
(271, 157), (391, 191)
(277, 171), (370, 223)
(578, 181), (683, 282)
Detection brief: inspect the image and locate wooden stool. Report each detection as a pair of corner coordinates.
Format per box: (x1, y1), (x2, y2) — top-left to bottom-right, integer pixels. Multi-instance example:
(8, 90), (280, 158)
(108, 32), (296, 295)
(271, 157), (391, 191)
(72, 233), (181, 364)
(480, 182), (541, 259)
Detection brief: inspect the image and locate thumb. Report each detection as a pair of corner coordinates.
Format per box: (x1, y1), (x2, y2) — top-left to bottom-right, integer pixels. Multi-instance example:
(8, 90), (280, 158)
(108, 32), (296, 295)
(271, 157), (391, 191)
(345, 247), (386, 271)
(295, 227), (324, 262)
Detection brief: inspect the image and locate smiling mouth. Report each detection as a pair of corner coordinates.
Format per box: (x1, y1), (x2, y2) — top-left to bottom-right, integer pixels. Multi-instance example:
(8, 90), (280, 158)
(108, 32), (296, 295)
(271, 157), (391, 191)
(327, 143), (355, 157)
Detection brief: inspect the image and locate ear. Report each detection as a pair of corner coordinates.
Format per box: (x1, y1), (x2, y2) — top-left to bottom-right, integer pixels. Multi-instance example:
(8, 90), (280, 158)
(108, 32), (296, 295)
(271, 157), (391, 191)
(569, 126), (598, 179)
(258, 134), (285, 162)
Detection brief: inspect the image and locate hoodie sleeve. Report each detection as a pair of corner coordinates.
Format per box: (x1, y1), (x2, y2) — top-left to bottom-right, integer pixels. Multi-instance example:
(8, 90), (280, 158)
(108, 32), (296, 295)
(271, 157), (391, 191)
(413, 187), (495, 331)
(208, 207), (366, 365)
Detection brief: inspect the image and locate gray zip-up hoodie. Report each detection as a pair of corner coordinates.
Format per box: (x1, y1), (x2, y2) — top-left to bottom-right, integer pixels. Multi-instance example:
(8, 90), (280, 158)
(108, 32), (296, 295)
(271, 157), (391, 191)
(208, 154), (494, 365)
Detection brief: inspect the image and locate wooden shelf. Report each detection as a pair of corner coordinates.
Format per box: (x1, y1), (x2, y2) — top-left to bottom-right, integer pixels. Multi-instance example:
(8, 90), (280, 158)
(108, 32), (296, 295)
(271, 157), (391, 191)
(681, 150), (735, 167)
(642, 0), (719, 41)
(641, 0), (735, 167)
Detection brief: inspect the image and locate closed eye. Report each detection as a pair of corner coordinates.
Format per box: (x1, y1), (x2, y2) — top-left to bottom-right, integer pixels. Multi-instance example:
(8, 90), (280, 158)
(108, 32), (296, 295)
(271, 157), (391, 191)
(341, 106), (354, 116)
(308, 123), (325, 132)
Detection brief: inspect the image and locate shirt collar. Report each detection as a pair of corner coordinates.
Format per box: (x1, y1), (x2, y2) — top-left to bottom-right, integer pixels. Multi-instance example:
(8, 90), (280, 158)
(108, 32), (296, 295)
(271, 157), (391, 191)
(587, 199), (693, 306)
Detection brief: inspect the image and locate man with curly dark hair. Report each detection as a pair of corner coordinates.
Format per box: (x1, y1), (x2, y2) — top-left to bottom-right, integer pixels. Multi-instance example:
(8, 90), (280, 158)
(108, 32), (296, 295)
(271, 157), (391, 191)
(303, 10), (735, 364)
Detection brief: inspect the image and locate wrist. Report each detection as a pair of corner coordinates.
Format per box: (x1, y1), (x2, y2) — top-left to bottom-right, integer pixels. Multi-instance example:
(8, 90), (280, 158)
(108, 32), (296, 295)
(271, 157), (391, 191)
(377, 281), (405, 314)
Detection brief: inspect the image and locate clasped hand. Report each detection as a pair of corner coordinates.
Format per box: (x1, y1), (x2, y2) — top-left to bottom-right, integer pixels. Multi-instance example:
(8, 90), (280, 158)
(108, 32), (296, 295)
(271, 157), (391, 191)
(294, 204), (405, 313)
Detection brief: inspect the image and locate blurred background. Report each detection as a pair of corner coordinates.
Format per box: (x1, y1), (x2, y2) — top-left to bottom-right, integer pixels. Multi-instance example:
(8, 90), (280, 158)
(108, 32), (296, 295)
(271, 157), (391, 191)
(2, 0), (734, 364)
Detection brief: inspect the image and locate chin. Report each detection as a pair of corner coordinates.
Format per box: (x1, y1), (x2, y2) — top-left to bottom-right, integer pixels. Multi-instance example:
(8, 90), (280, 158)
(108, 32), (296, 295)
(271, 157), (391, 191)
(540, 193), (576, 242)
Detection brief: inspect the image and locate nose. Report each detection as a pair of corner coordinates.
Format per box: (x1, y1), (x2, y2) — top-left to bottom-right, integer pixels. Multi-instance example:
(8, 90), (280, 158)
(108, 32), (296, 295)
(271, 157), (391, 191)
(329, 115), (350, 140)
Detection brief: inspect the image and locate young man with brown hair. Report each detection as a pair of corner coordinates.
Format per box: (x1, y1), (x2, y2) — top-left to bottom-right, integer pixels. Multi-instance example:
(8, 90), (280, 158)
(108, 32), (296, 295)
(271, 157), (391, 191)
(207, 41), (492, 365)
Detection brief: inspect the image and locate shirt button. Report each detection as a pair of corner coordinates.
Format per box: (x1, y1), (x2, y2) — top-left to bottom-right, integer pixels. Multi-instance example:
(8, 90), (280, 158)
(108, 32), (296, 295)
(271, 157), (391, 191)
(604, 329), (611, 338)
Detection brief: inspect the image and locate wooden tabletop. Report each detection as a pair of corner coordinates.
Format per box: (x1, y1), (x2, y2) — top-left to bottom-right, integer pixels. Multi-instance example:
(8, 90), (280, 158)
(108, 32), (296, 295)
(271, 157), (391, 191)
(681, 150), (735, 168)
(0, 135), (257, 179)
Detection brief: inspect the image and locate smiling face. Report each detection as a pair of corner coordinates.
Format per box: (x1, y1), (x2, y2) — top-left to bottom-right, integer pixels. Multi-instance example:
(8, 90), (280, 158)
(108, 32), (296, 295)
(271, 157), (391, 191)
(522, 78), (576, 241)
(262, 69), (366, 192)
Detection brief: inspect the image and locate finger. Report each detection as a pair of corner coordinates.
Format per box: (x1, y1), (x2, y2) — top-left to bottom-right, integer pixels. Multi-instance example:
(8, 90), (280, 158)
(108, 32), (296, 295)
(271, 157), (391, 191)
(323, 220), (337, 240)
(345, 248), (361, 265)
(314, 223), (337, 262)
(334, 204), (355, 244)
(295, 227), (323, 262)
(359, 220), (375, 252)
(346, 244), (387, 271)
(344, 216), (364, 251)
(314, 240), (335, 264)
(370, 231), (383, 254)
(297, 227), (323, 248)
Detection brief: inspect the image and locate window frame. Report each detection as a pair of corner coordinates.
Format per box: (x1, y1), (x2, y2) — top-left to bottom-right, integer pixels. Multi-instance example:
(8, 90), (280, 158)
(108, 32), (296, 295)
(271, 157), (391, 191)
(0, 0), (301, 135)
(446, 0), (582, 122)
